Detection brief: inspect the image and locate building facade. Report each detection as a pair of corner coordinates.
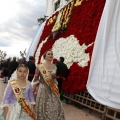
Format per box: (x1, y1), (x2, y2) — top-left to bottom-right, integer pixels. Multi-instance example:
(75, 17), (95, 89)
(46, 0), (72, 16)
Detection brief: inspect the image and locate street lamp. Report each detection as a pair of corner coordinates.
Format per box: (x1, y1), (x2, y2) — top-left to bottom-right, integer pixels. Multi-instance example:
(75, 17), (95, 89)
(37, 15), (48, 25)
(37, 18), (45, 25)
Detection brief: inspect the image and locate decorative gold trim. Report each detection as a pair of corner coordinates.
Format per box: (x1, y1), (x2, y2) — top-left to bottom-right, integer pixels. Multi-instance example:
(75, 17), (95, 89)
(74, 0), (83, 6)
(37, 64), (59, 95)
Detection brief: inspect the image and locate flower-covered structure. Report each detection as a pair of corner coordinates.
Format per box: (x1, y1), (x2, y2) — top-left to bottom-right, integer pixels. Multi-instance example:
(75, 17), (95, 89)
(35, 0), (106, 94)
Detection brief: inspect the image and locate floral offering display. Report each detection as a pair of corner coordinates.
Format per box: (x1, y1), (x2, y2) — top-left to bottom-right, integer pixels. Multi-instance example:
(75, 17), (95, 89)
(35, 0), (106, 94)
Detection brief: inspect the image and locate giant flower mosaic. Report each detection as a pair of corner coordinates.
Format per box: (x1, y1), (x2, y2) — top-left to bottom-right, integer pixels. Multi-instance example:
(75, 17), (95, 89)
(34, 0), (106, 94)
(52, 35), (93, 68)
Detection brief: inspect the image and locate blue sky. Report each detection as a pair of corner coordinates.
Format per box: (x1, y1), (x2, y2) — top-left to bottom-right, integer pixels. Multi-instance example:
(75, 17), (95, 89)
(0, 0), (46, 59)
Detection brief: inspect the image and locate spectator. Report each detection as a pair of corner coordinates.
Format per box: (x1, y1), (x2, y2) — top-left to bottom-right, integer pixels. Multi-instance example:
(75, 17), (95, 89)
(0, 61), (4, 78)
(17, 58), (21, 65)
(20, 57), (27, 64)
(2, 58), (10, 83)
(25, 56), (36, 82)
(8, 57), (19, 79)
(0, 61), (4, 70)
(56, 57), (69, 99)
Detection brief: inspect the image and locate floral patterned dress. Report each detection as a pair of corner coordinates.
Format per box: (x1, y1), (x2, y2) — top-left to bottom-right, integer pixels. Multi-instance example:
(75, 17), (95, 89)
(35, 66), (65, 120)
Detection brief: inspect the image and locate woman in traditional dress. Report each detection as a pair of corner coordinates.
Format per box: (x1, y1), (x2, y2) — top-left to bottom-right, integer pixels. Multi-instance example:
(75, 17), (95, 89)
(0, 64), (36, 120)
(33, 50), (65, 120)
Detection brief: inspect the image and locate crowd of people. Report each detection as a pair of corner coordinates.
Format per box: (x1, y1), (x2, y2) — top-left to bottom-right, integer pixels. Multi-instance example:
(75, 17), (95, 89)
(0, 56), (36, 83)
(0, 50), (69, 120)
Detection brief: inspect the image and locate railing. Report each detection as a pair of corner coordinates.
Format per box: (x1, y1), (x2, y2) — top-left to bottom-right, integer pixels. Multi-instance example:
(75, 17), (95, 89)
(62, 90), (120, 120)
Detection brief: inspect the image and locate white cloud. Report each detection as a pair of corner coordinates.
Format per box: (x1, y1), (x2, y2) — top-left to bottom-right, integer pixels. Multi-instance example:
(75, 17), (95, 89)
(0, 0), (46, 58)
(0, 0), (20, 23)
(1, 40), (30, 58)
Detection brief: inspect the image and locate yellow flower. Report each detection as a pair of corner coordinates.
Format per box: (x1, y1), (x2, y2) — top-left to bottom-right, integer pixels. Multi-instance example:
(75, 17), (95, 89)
(52, 21), (61, 32)
(74, 0), (83, 6)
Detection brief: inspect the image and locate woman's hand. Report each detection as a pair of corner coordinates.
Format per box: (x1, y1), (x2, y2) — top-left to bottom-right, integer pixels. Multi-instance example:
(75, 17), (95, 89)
(4, 107), (8, 120)
(33, 112), (37, 120)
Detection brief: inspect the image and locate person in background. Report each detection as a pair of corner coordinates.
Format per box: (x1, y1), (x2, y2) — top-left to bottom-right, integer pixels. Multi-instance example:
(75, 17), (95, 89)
(2, 58), (10, 83)
(17, 58), (22, 65)
(33, 50), (65, 120)
(0, 61), (5, 79)
(20, 57), (27, 64)
(25, 56), (36, 82)
(56, 57), (69, 99)
(8, 57), (19, 79)
(0, 61), (4, 70)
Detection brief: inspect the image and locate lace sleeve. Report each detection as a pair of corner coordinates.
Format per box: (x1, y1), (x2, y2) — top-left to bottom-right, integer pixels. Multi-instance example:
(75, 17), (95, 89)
(51, 65), (58, 86)
(1, 83), (15, 108)
(31, 68), (40, 88)
(35, 68), (40, 78)
(28, 83), (35, 104)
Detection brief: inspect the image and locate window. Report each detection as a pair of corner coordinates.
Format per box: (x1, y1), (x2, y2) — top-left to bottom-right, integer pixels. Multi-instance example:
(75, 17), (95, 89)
(55, 0), (60, 11)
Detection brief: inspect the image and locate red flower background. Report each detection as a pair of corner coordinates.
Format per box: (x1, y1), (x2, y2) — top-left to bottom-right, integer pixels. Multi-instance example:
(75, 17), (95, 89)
(35, 0), (106, 94)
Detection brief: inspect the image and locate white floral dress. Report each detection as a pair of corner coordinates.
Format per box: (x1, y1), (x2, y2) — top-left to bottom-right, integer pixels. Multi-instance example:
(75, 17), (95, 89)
(35, 67), (65, 120)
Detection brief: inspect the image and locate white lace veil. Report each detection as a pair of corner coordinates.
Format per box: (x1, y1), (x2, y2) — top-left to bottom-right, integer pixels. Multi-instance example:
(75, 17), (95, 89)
(40, 55), (45, 64)
(9, 64), (29, 81)
(9, 70), (18, 81)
